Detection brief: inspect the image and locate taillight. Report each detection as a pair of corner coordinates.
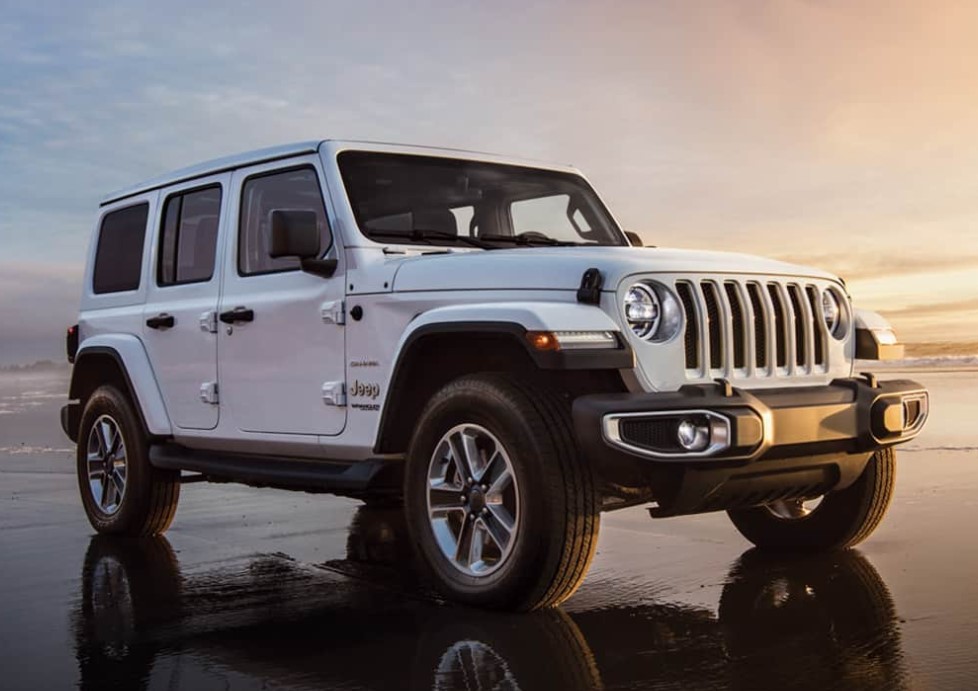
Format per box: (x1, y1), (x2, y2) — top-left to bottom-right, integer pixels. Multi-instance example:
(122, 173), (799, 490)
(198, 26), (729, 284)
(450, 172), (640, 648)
(66, 324), (78, 364)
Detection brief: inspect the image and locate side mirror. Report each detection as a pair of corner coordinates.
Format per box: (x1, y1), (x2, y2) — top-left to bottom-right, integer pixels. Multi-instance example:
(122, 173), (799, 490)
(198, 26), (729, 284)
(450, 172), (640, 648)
(269, 209), (337, 278)
(624, 231), (644, 247)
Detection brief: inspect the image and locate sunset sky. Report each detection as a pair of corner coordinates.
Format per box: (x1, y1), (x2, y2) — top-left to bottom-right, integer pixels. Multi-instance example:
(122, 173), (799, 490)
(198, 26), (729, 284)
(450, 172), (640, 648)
(1, 0), (976, 364)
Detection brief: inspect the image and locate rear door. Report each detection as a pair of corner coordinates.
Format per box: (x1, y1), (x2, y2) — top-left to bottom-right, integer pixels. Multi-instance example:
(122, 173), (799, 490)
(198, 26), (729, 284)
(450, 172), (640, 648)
(141, 174), (228, 430)
(218, 158), (347, 436)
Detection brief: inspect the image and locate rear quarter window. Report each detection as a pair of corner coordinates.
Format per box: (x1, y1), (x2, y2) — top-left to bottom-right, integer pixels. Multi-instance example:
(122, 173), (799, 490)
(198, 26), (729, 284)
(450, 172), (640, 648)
(92, 203), (149, 294)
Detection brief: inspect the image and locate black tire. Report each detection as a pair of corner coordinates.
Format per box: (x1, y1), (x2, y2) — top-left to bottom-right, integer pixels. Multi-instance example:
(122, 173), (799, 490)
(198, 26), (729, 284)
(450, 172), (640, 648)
(404, 373), (600, 611)
(727, 448), (896, 551)
(76, 385), (180, 536)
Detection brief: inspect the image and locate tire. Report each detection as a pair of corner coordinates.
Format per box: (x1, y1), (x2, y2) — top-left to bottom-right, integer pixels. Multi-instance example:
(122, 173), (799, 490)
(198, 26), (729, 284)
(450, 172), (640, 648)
(404, 373), (600, 611)
(76, 385), (180, 536)
(727, 448), (896, 551)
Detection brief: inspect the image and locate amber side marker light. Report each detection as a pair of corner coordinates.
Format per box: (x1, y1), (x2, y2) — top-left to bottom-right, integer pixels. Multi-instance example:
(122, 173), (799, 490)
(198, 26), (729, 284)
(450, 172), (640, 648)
(526, 331), (619, 351)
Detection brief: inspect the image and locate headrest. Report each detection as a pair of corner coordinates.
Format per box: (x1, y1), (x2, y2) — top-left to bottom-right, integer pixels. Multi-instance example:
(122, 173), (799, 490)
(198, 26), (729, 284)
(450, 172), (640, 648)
(413, 209), (457, 236)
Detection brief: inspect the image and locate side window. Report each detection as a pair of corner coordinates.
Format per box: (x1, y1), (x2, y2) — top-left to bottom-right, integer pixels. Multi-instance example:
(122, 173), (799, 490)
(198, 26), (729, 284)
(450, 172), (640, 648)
(92, 203), (149, 294)
(158, 186), (222, 285)
(238, 167), (332, 275)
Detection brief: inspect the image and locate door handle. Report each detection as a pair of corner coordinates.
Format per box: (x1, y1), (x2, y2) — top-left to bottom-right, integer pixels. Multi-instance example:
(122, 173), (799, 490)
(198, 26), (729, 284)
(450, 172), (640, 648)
(219, 307), (254, 324)
(146, 313), (175, 329)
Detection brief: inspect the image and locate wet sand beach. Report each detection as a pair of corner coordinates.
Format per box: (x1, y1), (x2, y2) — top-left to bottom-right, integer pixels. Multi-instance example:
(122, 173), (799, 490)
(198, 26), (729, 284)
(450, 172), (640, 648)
(0, 367), (975, 690)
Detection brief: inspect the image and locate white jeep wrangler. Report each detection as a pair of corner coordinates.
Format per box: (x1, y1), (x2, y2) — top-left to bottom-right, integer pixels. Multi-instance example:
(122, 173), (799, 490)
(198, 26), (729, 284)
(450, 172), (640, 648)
(62, 140), (929, 610)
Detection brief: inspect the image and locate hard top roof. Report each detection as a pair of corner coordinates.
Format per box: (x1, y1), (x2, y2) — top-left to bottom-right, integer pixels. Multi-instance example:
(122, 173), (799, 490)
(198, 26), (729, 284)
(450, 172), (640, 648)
(100, 139), (578, 206)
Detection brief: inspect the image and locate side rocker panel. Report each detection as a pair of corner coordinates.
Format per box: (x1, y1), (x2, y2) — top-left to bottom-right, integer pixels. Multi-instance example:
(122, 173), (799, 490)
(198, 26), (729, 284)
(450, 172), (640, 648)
(71, 335), (173, 437)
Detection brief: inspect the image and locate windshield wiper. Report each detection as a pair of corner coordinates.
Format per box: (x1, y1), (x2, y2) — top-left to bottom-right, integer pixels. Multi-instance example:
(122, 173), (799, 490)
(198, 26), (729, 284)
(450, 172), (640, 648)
(367, 229), (496, 250)
(479, 233), (583, 247)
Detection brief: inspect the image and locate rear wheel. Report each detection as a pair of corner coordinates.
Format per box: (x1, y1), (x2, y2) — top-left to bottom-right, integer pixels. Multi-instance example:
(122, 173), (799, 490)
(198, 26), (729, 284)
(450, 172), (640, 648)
(404, 374), (599, 610)
(727, 448), (895, 551)
(77, 386), (180, 536)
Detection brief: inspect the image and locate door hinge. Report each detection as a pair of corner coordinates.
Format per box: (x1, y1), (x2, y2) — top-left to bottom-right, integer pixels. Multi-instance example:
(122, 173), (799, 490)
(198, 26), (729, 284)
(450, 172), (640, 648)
(322, 381), (346, 407)
(199, 310), (218, 333)
(200, 381), (219, 405)
(321, 299), (345, 325)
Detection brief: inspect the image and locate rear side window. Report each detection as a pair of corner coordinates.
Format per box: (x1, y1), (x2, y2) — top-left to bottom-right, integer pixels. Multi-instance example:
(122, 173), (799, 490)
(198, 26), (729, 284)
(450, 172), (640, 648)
(92, 203), (149, 294)
(158, 186), (222, 285)
(238, 167), (331, 276)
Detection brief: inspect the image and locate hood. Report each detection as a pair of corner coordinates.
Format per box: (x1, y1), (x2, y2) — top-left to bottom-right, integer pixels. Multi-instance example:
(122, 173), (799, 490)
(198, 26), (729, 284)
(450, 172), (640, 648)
(390, 246), (841, 293)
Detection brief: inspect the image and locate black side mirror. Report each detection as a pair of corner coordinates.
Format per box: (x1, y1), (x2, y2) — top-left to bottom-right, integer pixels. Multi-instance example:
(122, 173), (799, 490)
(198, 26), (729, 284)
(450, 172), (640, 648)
(269, 209), (336, 278)
(624, 231), (644, 247)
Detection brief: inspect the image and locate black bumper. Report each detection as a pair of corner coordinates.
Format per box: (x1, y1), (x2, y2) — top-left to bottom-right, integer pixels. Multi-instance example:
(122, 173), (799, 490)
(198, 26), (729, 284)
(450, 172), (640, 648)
(573, 376), (928, 517)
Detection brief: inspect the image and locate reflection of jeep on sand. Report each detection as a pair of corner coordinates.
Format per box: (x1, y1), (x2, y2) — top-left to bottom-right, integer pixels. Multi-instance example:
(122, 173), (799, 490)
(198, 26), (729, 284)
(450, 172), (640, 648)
(62, 141), (928, 609)
(75, 507), (907, 690)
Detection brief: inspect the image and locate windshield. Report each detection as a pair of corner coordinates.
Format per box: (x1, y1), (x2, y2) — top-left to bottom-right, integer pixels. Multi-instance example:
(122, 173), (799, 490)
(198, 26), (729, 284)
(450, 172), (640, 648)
(338, 151), (627, 248)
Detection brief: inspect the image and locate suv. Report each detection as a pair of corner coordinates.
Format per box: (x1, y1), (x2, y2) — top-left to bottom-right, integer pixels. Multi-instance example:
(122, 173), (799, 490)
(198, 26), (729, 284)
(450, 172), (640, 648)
(61, 140), (929, 610)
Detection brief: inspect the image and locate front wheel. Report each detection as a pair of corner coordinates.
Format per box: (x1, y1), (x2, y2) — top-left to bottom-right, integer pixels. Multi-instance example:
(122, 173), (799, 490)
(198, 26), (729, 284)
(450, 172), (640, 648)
(727, 448), (896, 551)
(404, 374), (600, 611)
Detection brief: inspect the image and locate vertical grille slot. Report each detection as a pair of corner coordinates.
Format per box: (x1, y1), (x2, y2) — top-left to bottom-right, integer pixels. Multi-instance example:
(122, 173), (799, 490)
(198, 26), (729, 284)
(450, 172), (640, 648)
(674, 276), (835, 382)
(806, 286), (826, 365)
(767, 283), (788, 368)
(746, 283), (767, 369)
(787, 285), (807, 367)
(702, 282), (723, 369)
(677, 282), (699, 370)
(724, 282), (746, 369)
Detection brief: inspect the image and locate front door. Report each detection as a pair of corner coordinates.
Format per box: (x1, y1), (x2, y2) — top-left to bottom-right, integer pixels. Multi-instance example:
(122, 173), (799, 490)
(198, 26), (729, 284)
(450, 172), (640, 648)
(218, 159), (347, 436)
(142, 174), (228, 430)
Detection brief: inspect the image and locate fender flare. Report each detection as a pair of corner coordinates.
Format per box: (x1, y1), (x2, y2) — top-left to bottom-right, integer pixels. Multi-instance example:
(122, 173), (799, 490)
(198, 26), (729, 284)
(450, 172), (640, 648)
(70, 334), (173, 436)
(374, 302), (632, 453)
(392, 301), (632, 372)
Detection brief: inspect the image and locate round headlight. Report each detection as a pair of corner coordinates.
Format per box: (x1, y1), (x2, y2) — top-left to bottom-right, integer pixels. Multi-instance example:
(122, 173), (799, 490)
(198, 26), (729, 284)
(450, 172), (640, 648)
(623, 282), (683, 342)
(624, 284), (659, 338)
(822, 289), (843, 338)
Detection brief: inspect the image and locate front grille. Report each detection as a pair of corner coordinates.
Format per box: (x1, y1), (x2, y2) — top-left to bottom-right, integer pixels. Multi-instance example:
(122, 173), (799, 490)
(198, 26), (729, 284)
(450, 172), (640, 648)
(679, 278), (830, 379)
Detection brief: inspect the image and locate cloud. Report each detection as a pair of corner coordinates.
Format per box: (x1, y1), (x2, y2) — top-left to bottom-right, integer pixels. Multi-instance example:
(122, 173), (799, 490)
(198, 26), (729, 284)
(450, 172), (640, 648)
(770, 252), (978, 282)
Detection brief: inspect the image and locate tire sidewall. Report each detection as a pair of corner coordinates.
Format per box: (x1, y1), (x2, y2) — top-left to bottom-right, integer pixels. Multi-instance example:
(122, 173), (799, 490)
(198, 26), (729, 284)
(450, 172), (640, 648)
(405, 378), (560, 607)
(77, 386), (152, 534)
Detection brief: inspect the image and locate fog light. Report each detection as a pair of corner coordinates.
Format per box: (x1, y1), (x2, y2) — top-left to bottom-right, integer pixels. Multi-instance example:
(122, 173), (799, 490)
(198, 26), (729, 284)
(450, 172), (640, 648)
(677, 418), (711, 452)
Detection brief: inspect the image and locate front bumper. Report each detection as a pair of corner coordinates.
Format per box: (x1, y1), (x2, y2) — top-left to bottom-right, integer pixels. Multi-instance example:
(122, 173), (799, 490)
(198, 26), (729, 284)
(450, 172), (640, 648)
(573, 376), (928, 516)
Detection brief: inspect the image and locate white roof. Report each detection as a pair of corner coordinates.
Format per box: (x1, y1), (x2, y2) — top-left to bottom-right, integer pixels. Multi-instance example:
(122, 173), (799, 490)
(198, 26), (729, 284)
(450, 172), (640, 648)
(101, 139), (579, 206)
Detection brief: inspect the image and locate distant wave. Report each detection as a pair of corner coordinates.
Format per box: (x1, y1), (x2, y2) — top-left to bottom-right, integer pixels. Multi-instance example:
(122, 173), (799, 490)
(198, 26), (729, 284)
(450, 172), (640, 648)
(0, 445), (73, 455)
(902, 446), (978, 453)
(857, 355), (978, 369)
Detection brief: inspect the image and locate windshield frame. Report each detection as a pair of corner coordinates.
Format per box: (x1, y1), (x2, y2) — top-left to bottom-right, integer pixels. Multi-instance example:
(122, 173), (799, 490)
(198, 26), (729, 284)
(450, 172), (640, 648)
(337, 150), (628, 249)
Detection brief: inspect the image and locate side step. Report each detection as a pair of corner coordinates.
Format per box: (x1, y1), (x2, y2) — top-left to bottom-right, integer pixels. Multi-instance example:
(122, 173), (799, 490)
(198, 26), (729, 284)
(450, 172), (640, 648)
(149, 443), (403, 498)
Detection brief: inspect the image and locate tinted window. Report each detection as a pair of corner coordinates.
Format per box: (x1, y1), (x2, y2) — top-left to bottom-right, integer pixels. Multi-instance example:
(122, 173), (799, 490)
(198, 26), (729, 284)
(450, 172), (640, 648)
(158, 186), (222, 285)
(238, 168), (331, 275)
(92, 203), (149, 294)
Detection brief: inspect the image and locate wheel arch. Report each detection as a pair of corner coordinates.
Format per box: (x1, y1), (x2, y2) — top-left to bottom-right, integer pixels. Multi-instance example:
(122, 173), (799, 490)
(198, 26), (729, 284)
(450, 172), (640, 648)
(373, 304), (632, 455)
(70, 336), (172, 439)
